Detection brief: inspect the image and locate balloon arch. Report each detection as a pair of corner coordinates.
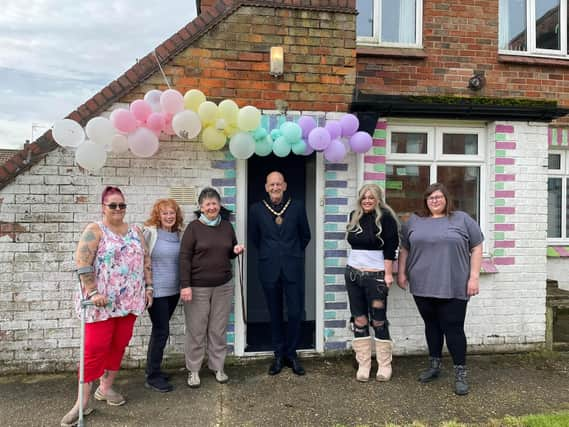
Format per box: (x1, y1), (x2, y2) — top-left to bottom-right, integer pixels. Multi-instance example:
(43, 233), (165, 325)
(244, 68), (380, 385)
(52, 89), (373, 172)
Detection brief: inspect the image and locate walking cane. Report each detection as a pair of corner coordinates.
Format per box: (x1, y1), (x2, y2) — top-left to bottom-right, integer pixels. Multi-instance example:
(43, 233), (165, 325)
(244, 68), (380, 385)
(75, 266), (94, 427)
(236, 254), (246, 325)
(75, 267), (112, 427)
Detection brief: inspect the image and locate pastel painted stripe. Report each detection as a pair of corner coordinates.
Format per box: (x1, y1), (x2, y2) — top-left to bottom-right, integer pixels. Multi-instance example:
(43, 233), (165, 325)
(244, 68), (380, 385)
(364, 155), (385, 164)
(495, 223), (515, 231)
(495, 124), (514, 133)
(493, 257), (515, 265)
(364, 172), (386, 180)
(376, 120), (387, 130)
(495, 240), (515, 248)
(496, 174), (515, 181)
(548, 246), (569, 257)
(496, 141), (516, 150)
(495, 206), (515, 215)
(495, 190), (515, 198)
(481, 259), (499, 273)
(496, 157), (515, 165)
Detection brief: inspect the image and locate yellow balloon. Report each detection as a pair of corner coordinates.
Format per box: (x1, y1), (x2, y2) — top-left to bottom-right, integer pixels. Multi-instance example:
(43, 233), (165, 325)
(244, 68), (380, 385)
(237, 105), (261, 131)
(184, 89), (206, 112)
(217, 99), (239, 124)
(224, 123), (239, 137)
(198, 101), (218, 126)
(202, 126), (227, 150)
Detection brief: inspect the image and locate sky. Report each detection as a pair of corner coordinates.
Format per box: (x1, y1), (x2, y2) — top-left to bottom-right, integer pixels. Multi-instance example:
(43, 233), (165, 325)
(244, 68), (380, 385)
(0, 1), (197, 149)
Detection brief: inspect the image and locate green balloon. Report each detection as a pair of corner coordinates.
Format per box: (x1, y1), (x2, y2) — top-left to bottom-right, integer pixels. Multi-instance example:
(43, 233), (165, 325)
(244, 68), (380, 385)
(272, 136), (291, 157)
(255, 135), (273, 157)
(291, 139), (307, 155)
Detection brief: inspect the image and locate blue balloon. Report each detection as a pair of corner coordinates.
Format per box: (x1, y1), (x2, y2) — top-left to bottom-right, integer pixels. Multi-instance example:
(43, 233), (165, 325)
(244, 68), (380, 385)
(273, 136), (291, 157)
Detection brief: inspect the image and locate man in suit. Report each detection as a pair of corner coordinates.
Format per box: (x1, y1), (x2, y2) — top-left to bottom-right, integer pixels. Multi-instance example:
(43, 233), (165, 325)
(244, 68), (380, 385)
(249, 171), (311, 375)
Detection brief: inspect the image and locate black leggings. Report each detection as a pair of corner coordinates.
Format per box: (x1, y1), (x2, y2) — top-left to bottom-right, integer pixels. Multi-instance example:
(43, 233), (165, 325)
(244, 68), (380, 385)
(413, 295), (468, 366)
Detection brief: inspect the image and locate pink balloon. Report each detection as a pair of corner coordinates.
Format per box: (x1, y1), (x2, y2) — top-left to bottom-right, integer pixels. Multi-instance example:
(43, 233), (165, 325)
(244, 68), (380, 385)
(160, 89), (184, 115)
(349, 131), (373, 153)
(163, 114), (176, 136)
(298, 115), (317, 138)
(111, 109), (138, 134)
(146, 112), (166, 133)
(325, 121), (342, 140)
(130, 99), (153, 122)
(307, 127), (331, 151)
(324, 138), (347, 162)
(340, 114), (360, 137)
(128, 128), (160, 157)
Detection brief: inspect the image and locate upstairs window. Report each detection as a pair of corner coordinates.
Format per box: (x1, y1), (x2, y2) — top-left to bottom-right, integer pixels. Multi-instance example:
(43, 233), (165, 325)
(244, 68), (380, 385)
(547, 150), (569, 241)
(357, 0), (423, 47)
(499, 0), (568, 58)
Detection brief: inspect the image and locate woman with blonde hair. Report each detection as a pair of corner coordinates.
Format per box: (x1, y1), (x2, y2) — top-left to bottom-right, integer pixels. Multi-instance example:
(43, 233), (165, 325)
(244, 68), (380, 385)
(143, 198), (184, 393)
(345, 183), (399, 382)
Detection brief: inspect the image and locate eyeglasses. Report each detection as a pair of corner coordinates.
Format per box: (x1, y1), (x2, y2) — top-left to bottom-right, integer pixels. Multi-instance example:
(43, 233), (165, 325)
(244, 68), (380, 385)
(427, 195), (445, 202)
(104, 203), (127, 210)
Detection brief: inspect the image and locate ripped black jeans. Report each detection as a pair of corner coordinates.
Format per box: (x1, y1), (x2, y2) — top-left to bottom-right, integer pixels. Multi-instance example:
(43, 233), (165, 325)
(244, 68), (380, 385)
(344, 265), (390, 340)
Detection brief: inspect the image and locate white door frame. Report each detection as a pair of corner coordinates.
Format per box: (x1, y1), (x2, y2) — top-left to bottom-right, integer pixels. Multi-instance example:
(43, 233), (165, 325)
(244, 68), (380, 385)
(234, 155), (325, 356)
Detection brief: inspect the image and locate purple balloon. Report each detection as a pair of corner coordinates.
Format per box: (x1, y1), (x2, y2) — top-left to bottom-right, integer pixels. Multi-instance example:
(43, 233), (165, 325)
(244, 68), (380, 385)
(349, 131), (373, 153)
(340, 114), (360, 137)
(298, 115), (317, 138)
(325, 121), (342, 140)
(324, 138), (347, 162)
(303, 139), (314, 156)
(307, 127), (331, 151)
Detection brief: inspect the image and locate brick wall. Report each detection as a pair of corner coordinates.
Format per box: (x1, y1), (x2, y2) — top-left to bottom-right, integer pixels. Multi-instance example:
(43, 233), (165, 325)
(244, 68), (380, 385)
(356, 0), (569, 113)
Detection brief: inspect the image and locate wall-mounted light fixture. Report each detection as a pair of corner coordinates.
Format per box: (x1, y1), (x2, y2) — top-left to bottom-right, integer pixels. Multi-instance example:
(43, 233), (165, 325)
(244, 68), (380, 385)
(270, 46), (284, 77)
(468, 72), (486, 91)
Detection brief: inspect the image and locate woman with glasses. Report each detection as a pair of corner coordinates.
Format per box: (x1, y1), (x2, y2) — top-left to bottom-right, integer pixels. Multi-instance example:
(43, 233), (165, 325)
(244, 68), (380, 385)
(179, 187), (244, 388)
(397, 182), (483, 396)
(142, 198), (184, 393)
(61, 186), (153, 427)
(345, 183), (399, 383)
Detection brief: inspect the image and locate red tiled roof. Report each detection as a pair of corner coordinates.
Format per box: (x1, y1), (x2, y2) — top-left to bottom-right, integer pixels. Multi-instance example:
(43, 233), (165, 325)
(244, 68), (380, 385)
(0, 149), (20, 165)
(0, 0), (355, 190)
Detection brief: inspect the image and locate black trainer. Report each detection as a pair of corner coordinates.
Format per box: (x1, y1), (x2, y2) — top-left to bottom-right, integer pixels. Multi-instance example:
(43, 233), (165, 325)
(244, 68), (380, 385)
(268, 357), (284, 375)
(145, 375), (174, 393)
(285, 357), (305, 376)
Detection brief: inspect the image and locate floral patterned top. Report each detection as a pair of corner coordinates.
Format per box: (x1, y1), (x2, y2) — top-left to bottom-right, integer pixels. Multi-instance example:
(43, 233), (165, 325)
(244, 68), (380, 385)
(76, 221), (146, 323)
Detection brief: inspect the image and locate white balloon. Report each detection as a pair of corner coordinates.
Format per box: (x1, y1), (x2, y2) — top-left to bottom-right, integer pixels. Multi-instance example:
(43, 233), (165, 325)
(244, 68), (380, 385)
(75, 141), (107, 171)
(85, 117), (115, 145)
(144, 89), (163, 112)
(128, 128), (160, 157)
(229, 132), (256, 159)
(172, 111), (202, 140)
(52, 119), (85, 148)
(111, 134), (129, 153)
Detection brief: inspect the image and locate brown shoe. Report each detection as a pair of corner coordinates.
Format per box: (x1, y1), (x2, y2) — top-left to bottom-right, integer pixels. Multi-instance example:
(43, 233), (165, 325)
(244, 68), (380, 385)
(60, 403), (94, 427)
(94, 386), (126, 406)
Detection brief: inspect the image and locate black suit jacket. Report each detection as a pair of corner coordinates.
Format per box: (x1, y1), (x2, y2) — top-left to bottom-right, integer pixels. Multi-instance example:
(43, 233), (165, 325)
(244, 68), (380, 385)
(249, 198), (311, 283)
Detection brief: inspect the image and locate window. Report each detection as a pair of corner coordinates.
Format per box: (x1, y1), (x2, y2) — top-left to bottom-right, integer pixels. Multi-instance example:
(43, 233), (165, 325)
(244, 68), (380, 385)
(547, 150), (569, 240)
(356, 0), (423, 47)
(499, 0), (568, 58)
(385, 125), (485, 226)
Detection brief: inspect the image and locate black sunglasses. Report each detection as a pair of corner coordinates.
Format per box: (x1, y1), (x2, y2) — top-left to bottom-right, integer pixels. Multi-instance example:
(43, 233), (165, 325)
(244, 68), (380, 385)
(104, 203), (127, 210)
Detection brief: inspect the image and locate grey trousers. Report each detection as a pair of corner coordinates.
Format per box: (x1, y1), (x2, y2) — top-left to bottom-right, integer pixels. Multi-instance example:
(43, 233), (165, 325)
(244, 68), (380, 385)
(183, 282), (233, 372)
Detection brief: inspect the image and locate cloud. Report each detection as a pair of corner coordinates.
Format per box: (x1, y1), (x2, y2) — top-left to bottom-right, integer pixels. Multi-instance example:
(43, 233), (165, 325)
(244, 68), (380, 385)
(0, 0), (197, 148)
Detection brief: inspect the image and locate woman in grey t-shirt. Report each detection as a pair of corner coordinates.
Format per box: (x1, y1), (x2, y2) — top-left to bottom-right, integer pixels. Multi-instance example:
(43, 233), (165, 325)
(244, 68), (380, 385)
(398, 183), (483, 396)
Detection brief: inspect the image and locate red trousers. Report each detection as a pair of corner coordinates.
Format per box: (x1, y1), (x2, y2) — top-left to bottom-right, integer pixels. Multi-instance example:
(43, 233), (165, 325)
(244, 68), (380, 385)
(81, 314), (137, 382)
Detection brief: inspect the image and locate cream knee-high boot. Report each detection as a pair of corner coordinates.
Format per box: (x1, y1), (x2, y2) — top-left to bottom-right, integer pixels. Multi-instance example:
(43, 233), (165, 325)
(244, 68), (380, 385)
(352, 337), (372, 382)
(375, 339), (393, 381)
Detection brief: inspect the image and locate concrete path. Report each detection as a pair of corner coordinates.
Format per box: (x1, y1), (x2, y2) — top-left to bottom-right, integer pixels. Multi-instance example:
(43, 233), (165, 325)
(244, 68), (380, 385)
(1, 352), (568, 426)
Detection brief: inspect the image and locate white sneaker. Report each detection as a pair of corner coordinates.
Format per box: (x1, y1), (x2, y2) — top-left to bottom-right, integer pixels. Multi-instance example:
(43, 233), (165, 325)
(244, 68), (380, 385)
(187, 371), (200, 388)
(215, 370), (229, 384)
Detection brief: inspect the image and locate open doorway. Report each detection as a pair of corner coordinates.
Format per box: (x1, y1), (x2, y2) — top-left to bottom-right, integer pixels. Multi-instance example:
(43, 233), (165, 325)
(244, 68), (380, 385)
(245, 153), (316, 353)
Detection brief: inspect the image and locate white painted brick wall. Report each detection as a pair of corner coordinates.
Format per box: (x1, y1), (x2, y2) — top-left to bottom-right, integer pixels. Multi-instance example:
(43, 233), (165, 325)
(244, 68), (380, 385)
(0, 120), (551, 373)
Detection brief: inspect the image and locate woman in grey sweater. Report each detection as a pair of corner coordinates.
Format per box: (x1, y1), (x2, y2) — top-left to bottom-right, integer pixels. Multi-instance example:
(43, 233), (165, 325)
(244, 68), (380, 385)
(143, 198), (184, 393)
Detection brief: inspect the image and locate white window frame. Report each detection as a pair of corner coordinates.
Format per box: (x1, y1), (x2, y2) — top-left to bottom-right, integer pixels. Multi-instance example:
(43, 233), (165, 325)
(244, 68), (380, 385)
(357, 0), (423, 48)
(499, 0), (568, 59)
(386, 123), (487, 249)
(547, 149), (569, 243)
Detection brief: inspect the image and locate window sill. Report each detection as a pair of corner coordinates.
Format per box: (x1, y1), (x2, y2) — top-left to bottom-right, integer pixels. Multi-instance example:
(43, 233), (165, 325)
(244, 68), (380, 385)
(356, 46), (427, 60)
(547, 246), (569, 257)
(498, 54), (569, 68)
